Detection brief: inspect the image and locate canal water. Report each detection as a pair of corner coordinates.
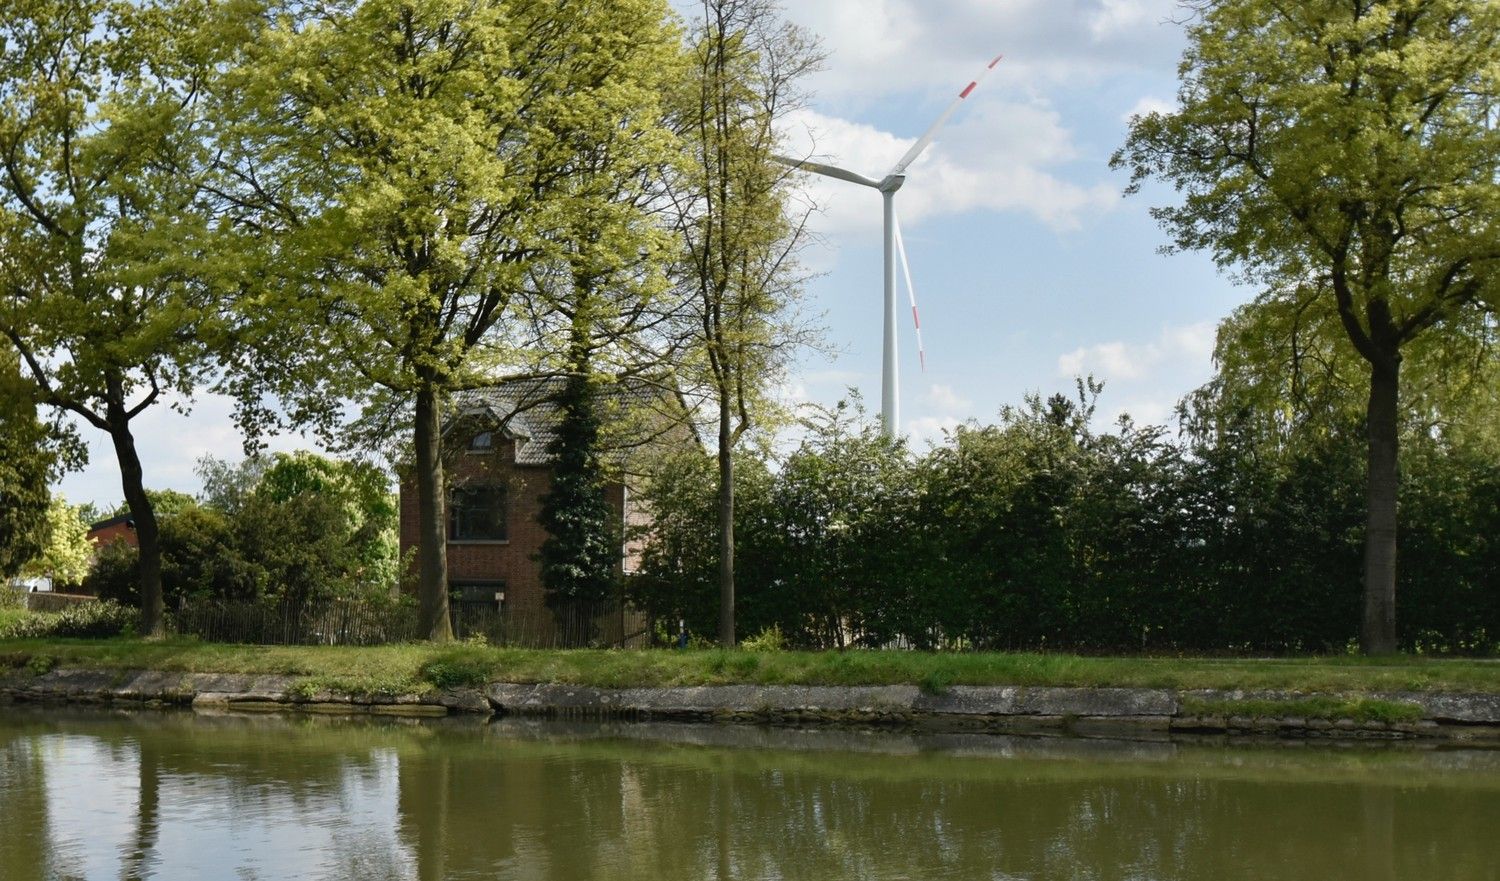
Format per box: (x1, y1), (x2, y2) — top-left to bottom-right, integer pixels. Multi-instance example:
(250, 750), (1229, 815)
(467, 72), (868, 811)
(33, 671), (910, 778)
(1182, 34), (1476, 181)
(1, 708), (1497, 880)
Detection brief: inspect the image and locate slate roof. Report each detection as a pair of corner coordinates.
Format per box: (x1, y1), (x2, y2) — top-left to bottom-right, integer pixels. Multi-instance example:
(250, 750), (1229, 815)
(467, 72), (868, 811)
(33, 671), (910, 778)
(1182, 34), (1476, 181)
(448, 377), (670, 466)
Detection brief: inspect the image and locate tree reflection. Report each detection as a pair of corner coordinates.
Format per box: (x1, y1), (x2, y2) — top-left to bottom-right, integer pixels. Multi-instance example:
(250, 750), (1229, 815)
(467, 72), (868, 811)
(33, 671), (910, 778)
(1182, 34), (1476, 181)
(119, 735), (159, 881)
(2, 710), (1500, 881)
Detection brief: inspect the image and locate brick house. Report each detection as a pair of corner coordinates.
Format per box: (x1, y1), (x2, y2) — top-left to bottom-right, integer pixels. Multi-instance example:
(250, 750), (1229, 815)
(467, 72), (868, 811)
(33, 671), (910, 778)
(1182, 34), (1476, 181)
(86, 514), (138, 550)
(398, 379), (677, 643)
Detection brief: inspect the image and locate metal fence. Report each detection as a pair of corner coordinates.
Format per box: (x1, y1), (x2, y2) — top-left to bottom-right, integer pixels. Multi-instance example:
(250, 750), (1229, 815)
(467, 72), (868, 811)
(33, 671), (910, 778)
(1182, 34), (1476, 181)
(172, 596), (649, 649)
(22, 592), (97, 613)
(448, 603), (650, 648)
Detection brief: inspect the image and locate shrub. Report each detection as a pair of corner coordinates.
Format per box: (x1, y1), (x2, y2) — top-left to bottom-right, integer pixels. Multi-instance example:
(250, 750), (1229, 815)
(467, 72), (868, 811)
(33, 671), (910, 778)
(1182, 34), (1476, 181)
(0, 600), (138, 640)
(742, 625), (785, 653)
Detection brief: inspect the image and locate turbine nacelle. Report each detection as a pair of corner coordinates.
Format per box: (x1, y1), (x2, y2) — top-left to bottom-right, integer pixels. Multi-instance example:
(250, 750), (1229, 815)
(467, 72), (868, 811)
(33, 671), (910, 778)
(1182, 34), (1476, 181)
(878, 174), (906, 194)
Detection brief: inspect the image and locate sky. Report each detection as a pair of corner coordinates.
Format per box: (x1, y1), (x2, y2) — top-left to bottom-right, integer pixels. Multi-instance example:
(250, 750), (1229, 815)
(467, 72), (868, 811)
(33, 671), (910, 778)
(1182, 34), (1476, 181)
(56, 0), (1253, 510)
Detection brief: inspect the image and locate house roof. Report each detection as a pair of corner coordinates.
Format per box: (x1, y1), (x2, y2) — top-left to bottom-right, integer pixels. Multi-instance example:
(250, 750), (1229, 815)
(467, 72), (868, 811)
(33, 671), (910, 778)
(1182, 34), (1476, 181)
(449, 377), (672, 466)
(87, 514), (134, 533)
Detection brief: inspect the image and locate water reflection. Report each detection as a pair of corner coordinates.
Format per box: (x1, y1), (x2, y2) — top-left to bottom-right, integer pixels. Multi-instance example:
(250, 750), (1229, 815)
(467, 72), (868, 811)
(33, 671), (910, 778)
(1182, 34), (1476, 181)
(1, 709), (1498, 880)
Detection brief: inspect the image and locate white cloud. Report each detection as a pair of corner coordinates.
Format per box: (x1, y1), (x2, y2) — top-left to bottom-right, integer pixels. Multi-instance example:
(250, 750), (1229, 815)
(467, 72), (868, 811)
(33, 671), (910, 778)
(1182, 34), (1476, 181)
(1106, 397), (1177, 427)
(758, 0), (1185, 103)
(780, 103), (1118, 235)
(1090, 0), (1165, 40)
(907, 414), (963, 449)
(1122, 95), (1175, 123)
(1058, 340), (1143, 380)
(927, 383), (971, 411)
(56, 390), (330, 509)
(1056, 321), (1215, 383)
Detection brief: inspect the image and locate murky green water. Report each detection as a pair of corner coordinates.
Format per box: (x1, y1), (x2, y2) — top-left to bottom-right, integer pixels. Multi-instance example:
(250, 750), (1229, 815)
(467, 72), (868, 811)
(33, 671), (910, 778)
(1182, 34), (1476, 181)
(1, 708), (1498, 880)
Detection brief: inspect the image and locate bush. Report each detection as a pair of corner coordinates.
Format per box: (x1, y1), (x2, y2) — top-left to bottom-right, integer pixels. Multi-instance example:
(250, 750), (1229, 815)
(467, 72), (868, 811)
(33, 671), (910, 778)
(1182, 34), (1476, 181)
(0, 600), (139, 640)
(83, 540), (140, 605)
(741, 625), (785, 653)
(634, 386), (1500, 656)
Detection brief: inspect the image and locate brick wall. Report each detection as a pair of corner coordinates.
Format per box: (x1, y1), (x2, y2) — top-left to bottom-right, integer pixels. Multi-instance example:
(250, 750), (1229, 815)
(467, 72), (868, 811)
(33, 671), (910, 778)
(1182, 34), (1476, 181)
(398, 436), (628, 616)
(87, 519), (138, 549)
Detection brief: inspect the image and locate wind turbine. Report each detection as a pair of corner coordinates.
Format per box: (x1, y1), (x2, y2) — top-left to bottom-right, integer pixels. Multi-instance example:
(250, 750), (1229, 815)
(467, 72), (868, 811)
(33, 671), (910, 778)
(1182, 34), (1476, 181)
(778, 55), (1003, 438)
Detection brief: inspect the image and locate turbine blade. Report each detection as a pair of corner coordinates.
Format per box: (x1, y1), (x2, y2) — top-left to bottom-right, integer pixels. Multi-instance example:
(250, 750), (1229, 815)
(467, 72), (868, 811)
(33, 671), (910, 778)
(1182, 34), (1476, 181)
(892, 209), (926, 372)
(887, 54), (1003, 178)
(771, 154), (882, 189)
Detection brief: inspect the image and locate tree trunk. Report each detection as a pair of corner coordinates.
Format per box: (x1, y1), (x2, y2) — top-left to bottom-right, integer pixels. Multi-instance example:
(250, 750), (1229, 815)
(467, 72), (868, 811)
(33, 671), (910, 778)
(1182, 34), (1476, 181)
(414, 384), (453, 642)
(1361, 356), (1400, 654)
(717, 401), (735, 648)
(109, 421), (164, 638)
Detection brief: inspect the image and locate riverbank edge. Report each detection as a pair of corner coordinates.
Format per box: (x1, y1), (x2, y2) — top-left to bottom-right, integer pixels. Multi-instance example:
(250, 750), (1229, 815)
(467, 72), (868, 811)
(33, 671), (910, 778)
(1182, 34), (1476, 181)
(4, 668), (1500, 740)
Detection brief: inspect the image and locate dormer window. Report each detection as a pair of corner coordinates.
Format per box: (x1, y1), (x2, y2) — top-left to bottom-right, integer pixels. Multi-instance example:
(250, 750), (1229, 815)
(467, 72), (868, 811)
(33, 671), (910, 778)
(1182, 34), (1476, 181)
(469, 431), (494, 451)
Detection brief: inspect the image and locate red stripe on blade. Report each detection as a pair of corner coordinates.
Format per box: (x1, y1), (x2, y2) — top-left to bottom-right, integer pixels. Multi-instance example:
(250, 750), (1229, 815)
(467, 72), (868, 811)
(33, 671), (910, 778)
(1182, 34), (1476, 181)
(960, 81), (977, 98)
(989, 55), (1003, 69)
(912, 307), (921, 329)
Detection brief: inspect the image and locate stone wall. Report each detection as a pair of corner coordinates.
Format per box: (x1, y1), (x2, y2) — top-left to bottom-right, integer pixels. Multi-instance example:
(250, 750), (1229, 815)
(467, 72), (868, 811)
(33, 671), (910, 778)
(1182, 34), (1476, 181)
(6, 669), (1500, 741)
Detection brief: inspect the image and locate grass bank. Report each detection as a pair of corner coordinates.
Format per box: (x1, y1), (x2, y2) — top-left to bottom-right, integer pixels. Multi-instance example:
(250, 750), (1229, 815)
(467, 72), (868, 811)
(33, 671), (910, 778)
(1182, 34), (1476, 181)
(1, 637), (1496, 698)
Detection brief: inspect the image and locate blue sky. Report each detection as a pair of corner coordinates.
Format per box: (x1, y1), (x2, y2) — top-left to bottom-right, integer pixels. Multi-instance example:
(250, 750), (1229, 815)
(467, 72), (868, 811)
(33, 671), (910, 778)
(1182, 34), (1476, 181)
(57, 0), (1254, 509)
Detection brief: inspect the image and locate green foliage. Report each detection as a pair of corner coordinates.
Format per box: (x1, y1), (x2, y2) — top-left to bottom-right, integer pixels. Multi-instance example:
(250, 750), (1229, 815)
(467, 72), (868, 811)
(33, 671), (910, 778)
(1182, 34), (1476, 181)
(634, 387), (1500, 655)
(111, 490), (197, 520)
(741, 625), (786, 653)
(0, 600), (139, 640)
(233, 453), (400, 601)
(0, 0), (240, 636)
(1113, 0), (1500, 652)
(86, 452), (399, 608)
(669, 0), (822, 646)
(19, 495), (95, 587)
(0, 350), (56, 579)
(917, 669), (952, 697)
(210, 0), (683, 642)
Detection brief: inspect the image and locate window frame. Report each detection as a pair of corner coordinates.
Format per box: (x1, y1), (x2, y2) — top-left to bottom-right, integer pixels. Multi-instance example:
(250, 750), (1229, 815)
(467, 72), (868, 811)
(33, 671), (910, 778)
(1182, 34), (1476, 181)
(447, 484), (509, 543)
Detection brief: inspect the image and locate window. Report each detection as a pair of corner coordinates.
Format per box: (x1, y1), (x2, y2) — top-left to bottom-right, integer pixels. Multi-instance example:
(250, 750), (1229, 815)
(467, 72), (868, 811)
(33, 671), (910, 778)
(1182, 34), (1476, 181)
(449, 485), (507, 541)
(469, 431), (494, 451)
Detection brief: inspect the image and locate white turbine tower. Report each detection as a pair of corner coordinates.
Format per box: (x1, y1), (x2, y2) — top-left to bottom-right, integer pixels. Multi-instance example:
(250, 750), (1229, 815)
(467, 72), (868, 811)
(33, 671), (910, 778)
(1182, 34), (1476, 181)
(778, 55), (1003, 438)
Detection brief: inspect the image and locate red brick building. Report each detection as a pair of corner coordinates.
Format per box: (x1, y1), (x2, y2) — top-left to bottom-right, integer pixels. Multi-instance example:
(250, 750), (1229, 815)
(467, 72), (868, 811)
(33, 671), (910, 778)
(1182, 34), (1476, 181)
(86, 514), (138, 550)
(398, 380), (672, 642)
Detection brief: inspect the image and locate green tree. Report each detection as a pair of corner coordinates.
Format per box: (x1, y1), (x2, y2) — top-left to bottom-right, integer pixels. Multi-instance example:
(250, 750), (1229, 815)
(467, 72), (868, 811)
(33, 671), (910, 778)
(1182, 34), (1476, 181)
(1114, 0), (1500, 652)
(253, 452), (398, 596)
(537, 375), (618, 640)
(1183, 295), (1500, 652)
(758, 399), (910, 647)
(0, 348), (55, 578)
(631, 445), (773, 642)
(112, 489), (198, 520)
(20, 495), (94, 587)
(216, 0), (680, 641)
(92, 454), (400, 608)
(0, 0), (228, 635)
(672, 0), (821, 646)
(197, 452), (399, 599)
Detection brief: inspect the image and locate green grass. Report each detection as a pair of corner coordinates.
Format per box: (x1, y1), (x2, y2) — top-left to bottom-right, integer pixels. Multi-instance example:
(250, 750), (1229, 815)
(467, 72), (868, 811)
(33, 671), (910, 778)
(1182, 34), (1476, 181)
(1180, 695), (1425, 724)
(0, 637), (1496, 698)
(0, 607), (31, 633)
